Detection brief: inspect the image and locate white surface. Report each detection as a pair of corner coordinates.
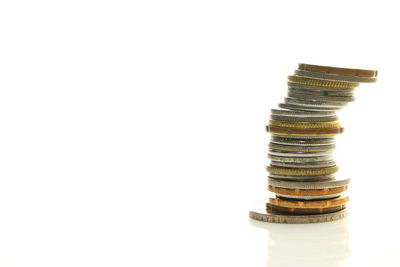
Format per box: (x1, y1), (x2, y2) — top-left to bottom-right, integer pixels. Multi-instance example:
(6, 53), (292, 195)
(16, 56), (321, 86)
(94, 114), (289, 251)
(0, 0), (399, 266)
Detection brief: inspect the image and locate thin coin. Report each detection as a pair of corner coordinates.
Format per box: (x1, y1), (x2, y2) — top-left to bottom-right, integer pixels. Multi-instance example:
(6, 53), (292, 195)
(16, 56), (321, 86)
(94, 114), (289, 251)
(271, 108), (335, 117)
(285, 97), (347, 107)
(269, 195), (349, 208)
(270, 136), (336, 146)
(249, 202), (347, 224)
(271, 114), (338, 122)
(274, 192), (343, 200)
(295, 69), (377, 83)
(270, 160), (336, 168)
(269, 119), (341, 129)
(297, 63), (377, 78)
(288, 91), (355, 102)
(269, 143), (336, 152)
(268, 149), (333, 157)
(267, 177), (351, 189)
(287, 74), (359, 88)
(269, 185), (348, 196)
(266, 125), (344, 136)
(288, 87), (355, 97)
(288, 82), (356, 92)
(279, 103), (342, 112)
(268, 154), (334, 163)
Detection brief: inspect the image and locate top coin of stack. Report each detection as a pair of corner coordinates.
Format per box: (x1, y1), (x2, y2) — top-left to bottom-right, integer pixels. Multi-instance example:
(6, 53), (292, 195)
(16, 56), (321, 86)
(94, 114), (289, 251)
(259, 63), (377, 222)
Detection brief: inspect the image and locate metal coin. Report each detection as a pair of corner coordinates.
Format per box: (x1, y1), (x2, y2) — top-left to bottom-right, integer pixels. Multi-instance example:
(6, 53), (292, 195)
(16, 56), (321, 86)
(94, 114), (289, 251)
(249, 202), (347, 224)
(269, 195), (349, 209)
(287, 81), (357, 91)
(267, 165), (339, 176)
(269, 143), (336, 152)
(295, 69), (377, 83)
(285, 97), (347, 107)
(274, 193), (342, 200)
(267, 177), (351, 189)
(270, 136), (336, 146)
(268, 149), (333, 157)
(270, 160), (336, 168)
(287, 74), (359, 88)
(270, 108), (335, 117)
(271, 114), (338, 122)
(268, 175), (334, 182)
(269, 185), (348, 199)
(288, 91), (355, 102)
(267, 203), (346, 214)
(279, 103), (342, 112)
(288, 87), (355, 97)
(268, 154), (334, 163)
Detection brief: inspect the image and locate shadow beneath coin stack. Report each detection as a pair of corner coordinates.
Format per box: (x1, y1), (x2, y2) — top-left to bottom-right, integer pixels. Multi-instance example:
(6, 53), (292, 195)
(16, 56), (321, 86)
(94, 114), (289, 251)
(249, 218), (350, 267)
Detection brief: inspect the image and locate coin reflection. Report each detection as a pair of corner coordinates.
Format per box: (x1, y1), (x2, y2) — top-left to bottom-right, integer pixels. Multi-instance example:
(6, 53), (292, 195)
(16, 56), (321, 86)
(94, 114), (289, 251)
(250, 219), (350, 267)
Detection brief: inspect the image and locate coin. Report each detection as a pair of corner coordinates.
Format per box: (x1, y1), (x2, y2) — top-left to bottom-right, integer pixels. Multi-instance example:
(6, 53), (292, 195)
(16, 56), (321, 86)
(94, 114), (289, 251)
(269, 143), (336, 152)
(268, 119), (341, 129)
(270, 136), (336, 146)
(266, 125), (344, 136)
(279, 103), (342, 112)
(271, 114), (338, 122)
(269, 195), (349, 208)
(267, 165), (339, 176)
(271, 108), (336, 117)
(287, 74), (359, 88)
(285, 97), (348, 107)
(268, 154), (334, 163)
(249, 202), (347, 224)
(267, 203), (346, 214)
(268, 149), (333, 157)
(270, 160), (336, 168)
(288, 87), (355, 97)
(297, 63), (377, 78)
(268, 185), (348, 196)
(267, 177), (351, 189)
(295, 69), (377, 83)
(288, 91), (355, 102)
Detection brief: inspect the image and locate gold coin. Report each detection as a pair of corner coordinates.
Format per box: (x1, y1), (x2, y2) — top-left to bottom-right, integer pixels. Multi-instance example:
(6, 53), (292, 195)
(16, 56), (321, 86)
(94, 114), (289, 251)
(269, 195), (349, 209)
(288, 75), (359, 88)
(266, 125), (344, 136)
(268, 119), (341, 129)
(268, 185), (348, 196)
(267, 165), (339, 176)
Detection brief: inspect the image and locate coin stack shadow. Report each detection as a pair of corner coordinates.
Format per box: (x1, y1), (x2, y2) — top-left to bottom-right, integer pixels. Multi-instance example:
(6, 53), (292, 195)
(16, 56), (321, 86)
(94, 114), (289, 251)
(258, 64), (377, 223)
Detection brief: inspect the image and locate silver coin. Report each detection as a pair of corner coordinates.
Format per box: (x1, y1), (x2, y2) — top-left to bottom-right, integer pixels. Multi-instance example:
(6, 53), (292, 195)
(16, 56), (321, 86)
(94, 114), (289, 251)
(288, 87), (355, 97)
(269, 143), (335, 152)
(285, 97), (347, 107)
(275, 192), (342, 200)
(268, 174), (335, 182)
(271, 114), (338, 122)
(249, 202), (347, 224)
(269, 149), (333, 157)
(279, 103), (342, 112)
(271, 108), (335, 117)
(288, 91), (355, 102)
(287, 82), (357, 92)
(267, 177), (351, 189)
(270, 160), (336, 168)
(270, 136), (336, 146)
(295, 69), (377, 83)
(268, 154), (334, 163)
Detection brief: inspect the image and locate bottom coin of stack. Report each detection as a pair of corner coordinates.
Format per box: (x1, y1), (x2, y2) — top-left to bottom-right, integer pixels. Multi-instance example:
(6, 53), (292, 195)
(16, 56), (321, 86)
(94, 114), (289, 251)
(249, 63), (378, 224)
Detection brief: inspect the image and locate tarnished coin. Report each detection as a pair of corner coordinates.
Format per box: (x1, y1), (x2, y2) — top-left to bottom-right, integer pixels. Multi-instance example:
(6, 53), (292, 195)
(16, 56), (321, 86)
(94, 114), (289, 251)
(267, 165), (339, 176)
(267, 177), (351, 189)
(249, 202), (347, 224)
(268, 175), (334, 182)
(267, 203), (346, 214)
(269, 119), (341, 129)
(266, 125), (344, 136)
(270, 160), (336, 168)
(269, 143), (336, 152)
(271, 134), (337, 140)
(297, 63), (377, 81)
(288, 87), (355, 97)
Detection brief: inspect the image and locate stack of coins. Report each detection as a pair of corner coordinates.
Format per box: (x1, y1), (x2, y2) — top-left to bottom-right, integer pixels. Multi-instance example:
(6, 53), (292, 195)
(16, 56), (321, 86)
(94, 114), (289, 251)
(250, 63), (378, 224)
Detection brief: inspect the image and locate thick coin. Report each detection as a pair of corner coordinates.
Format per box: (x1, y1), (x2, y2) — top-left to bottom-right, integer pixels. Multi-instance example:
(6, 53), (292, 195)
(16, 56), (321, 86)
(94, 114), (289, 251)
(267, 177), (351, 189)
(249, 202), (347, 224)
(297, 63), (377, 78)
(295, 69), (377, 83)
(269, 185), (348, 196)
(287, 75), (359, 88)
(267, 203), (346, 214)
(266, 125), (344, 136)
(268, 149), (333, 157)
(267, 165), (339, 176)
(269, 119), (341, 129)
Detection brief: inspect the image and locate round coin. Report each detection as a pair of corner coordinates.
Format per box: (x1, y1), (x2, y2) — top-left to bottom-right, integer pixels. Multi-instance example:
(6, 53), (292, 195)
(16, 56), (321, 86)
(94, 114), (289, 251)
(271, 108), (336, 117)
(267, 203), (346, 214)
(249, 202), (347, 224)
(288, 91), (355, 102)
(271, 114), (338, 122)
(295, 69), (377, 83)
(269, 195), (349, 208)
(288, 87), (355, 97)
(267, 165), (339, 176)
(270, 136), (336, 146)
(279, 103), (342, 112)
(268, 154), (334, 163)
(269, 143), (336, 152)
(270, 160), (336, 168)
(267, 177), (351, 189)
(287, 74), (359, 88)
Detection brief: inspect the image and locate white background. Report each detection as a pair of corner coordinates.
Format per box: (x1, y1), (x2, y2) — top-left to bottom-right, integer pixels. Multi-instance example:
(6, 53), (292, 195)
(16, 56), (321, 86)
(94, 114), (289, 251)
(0, 0), (398, 266)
